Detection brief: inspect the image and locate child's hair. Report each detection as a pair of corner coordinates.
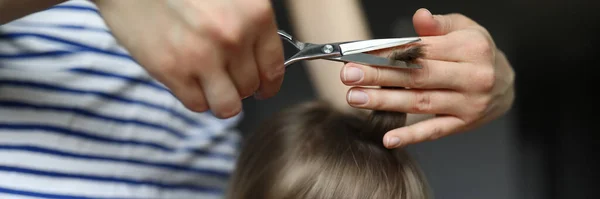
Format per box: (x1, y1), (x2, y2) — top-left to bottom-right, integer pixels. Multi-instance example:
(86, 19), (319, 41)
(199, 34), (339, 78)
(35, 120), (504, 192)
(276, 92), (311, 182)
(226, 45), (430, 199)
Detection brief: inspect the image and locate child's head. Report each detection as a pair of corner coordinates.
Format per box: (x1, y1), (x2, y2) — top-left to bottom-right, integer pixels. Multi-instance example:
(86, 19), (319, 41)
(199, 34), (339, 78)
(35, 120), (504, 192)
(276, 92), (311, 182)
(226, 100), (430, 199)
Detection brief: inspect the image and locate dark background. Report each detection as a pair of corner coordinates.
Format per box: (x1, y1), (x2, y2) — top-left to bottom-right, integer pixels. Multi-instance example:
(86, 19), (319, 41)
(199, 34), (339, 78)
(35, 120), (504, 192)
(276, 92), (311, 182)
(237, 1), (600, 198)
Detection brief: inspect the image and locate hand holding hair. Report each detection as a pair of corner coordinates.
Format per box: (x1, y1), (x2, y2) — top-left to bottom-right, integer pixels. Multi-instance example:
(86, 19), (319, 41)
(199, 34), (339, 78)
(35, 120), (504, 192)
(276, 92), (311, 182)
(341, 8), (515, 148)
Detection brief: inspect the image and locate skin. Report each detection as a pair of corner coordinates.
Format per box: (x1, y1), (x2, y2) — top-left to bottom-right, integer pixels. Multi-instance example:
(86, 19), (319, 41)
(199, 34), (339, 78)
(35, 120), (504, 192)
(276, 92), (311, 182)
(1, 1), (515, 148)
(343, 9), (515, 148)
(287, 1), (515, 148)
(93, 0), (286, 118)
(285, 0), (372, 113)
(2, 0), (286, 119)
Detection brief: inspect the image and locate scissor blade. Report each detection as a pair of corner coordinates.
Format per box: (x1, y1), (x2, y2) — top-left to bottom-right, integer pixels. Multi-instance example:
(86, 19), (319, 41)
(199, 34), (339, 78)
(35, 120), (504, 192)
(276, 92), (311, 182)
(339, 37), (421, 55)
(330, 53), (422, 69)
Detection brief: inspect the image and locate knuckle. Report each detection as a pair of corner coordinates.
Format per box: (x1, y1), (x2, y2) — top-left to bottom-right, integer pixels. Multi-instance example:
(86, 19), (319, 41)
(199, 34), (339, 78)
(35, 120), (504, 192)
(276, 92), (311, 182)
(408, 66), (429, 88)
(250, 78), (261, 93)
(213, 25), (244, 50)
(402, 127), (419, 144)
(154, 54), (179, 75)
(472, 68), (496, 92)
(427, 126), (445, 141)
(364, 66), (386, 85)
(186, 43), (213, 65)
(470, 38), (492, 53)
(471, 96), (493, 119)
(221, 32), (244, 50)
(199, 18), (221, 35)
(263, 64), (284, 83)
(182, 10), (210, 31)
(264, 43), (285, 62)
(479, 96), (493, 112)
(257, 33), (284, 63)
(411, 126), (429, 142)
(371, 67), (383, 85)
(465, 32), (494, 58)
(261, 55), (285, 82)
(249, 1), (274, 25)
(411, 91), (432, 113)
(455, 13), (468, 19)
(199, 14), (243, 50)
(187, 103), (209, 113)
(182, 98), (209, 113)
(239, 78), (260, 98)
(367, 93), (384, 109)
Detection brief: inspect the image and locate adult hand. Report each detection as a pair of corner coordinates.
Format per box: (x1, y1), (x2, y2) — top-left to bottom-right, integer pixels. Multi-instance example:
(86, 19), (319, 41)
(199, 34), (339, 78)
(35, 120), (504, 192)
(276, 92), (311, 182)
(94, 0), (285, 118)
(341, 8), (515, 148)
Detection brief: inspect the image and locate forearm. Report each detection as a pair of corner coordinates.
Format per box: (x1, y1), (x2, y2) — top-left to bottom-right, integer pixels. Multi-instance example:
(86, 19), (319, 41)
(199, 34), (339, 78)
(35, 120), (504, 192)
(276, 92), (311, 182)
(285, 0), (371, 113)
(0, 0), (66, 25)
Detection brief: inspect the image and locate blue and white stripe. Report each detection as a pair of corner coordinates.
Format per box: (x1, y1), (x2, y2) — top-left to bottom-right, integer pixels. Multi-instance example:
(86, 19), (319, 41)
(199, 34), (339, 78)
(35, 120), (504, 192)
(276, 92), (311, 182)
(0, 0), (242, 198)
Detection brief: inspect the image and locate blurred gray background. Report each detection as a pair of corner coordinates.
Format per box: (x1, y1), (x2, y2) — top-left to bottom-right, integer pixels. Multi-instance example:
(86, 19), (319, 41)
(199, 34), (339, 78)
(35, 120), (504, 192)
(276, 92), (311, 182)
(236, 0), (600, 198)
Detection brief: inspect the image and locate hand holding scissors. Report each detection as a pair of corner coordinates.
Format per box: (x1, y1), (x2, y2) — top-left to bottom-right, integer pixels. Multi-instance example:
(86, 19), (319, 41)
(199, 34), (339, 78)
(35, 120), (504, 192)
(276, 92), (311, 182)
(95, 0), (285, 118)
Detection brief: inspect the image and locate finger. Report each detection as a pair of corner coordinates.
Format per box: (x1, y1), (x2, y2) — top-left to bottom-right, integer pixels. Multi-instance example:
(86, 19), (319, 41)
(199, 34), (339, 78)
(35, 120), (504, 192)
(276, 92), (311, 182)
(200, 68), (242, 119)
(412, 8), (479, 36)
(171, 79), (209, 113)
(419, 29), (495, 63)
(196, 42), (242, 119)
(383, 116), (466, 148)
(411, 8), (495, 62)
(346, 87), (467, 115)
(151, 68), (209, 113)
(227, 39), (260, 99)
(341, 59), (472, 90)
(365, 33), (475, 63)
(145, 41), (209, 113)
(252, 3), (285, 99)
(417, 35), (462, 62)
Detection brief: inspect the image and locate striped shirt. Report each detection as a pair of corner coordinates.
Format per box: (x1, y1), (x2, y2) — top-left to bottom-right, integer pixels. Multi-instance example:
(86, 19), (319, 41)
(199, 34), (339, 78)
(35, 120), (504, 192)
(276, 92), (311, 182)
(0, 0), (243, 198)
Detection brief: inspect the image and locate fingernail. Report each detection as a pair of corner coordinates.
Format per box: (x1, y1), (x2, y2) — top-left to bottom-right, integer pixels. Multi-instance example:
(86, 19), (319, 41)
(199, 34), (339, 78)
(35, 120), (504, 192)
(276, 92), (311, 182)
(343, 66), (364, 83)
(347, 90), (369, 105)
(221, 105), (242, 119)
(423, 8), (432, 16)
(386, 137), (401, 148)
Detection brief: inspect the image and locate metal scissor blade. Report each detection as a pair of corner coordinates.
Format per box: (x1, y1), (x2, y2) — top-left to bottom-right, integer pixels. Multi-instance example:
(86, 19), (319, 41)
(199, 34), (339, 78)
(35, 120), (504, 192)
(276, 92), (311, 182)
(339, 37), (421, 55)
(329, 53), (422, 69)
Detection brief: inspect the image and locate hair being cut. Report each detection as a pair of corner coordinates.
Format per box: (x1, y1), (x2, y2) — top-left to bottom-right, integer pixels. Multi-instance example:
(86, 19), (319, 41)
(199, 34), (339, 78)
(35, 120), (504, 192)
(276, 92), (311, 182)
(226, 44), (430, 199)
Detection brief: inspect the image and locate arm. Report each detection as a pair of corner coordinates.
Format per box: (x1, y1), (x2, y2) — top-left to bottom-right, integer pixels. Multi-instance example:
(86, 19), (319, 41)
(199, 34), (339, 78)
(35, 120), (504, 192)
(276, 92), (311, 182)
(0, 0), (66, 24)
(284, 0), (371, 113)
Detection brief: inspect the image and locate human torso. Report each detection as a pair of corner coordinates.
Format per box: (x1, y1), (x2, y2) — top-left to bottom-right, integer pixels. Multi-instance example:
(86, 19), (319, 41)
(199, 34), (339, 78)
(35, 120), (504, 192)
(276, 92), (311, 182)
(0, 1), (242, 198)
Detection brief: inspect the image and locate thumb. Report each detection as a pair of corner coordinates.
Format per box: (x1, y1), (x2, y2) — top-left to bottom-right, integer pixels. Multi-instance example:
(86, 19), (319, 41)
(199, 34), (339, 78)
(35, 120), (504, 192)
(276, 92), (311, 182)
(412, 8), (478, 36)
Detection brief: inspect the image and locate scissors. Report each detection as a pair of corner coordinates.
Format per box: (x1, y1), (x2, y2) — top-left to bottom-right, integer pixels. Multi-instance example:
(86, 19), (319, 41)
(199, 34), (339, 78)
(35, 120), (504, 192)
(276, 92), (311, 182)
(278, 30), (422, 69)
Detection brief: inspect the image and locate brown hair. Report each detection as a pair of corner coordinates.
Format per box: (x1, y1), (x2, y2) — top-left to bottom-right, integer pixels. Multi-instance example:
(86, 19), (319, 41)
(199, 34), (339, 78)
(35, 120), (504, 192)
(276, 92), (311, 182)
(226, 45), (430, 199)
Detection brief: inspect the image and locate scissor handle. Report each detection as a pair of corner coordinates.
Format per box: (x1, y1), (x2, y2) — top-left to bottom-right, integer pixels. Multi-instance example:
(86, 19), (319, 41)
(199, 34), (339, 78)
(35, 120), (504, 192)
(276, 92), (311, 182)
(283, 43), (342, 67)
